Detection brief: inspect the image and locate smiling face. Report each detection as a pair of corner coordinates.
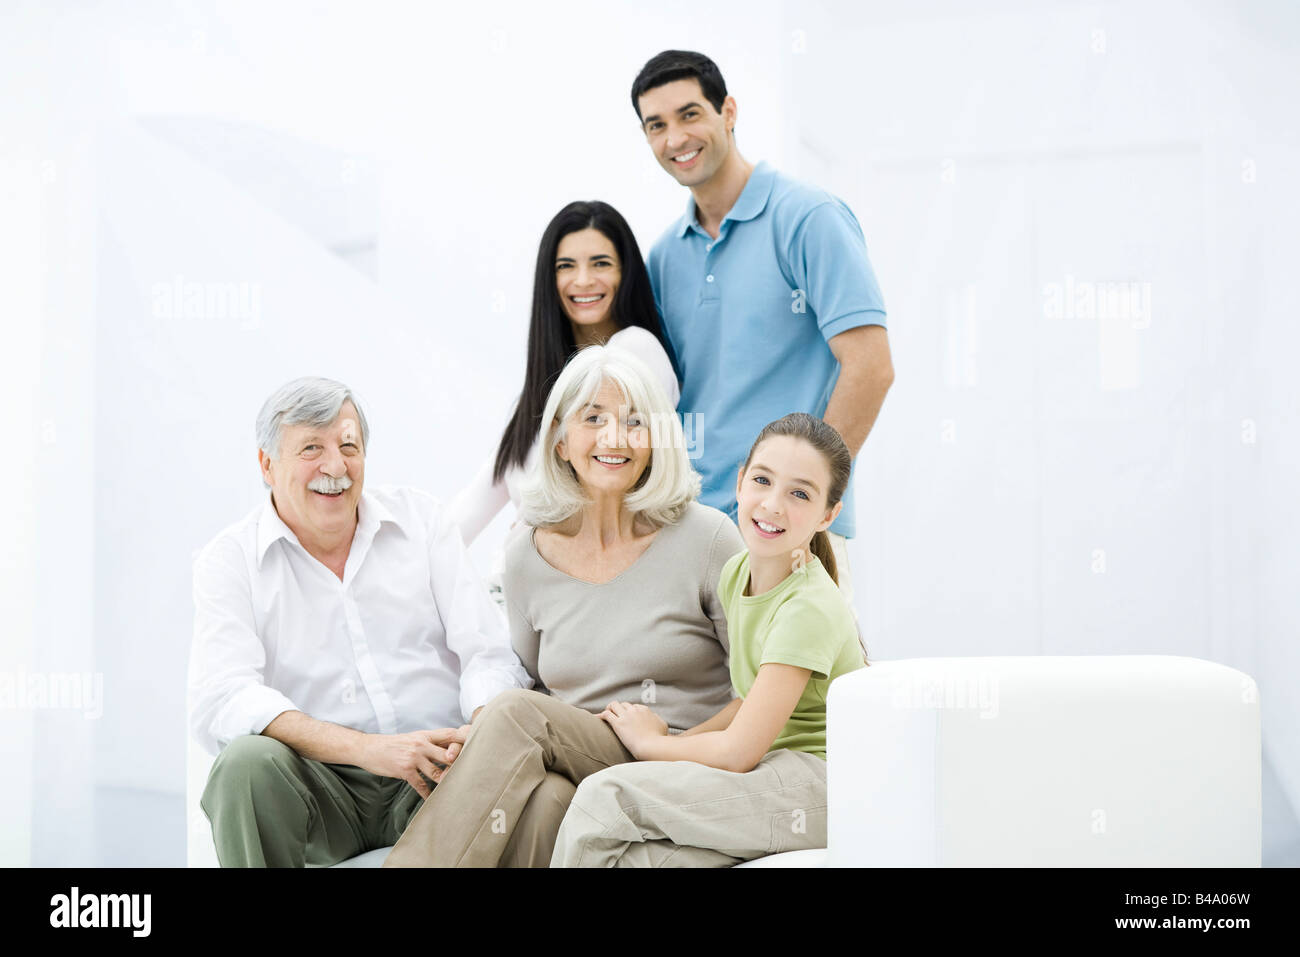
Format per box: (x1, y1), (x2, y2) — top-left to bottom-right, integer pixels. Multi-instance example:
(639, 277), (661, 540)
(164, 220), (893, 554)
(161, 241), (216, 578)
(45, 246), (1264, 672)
(736, 434), (841, 562)
(637, 77), (736, 189)
(556, 228), (622, 332)
(555, 378), (651, 497)
(259, 400), (365, 544)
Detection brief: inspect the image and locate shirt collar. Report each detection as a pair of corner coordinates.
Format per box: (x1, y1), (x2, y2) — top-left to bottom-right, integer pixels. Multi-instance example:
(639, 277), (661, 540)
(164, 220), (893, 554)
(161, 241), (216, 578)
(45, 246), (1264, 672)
(674, 160), (776, 238)
(255, 489), (402, 568)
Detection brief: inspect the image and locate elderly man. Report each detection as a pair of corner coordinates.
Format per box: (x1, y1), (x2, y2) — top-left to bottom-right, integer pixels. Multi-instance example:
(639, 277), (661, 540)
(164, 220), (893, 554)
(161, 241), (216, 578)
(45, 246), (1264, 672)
(189, 376), (531, 867)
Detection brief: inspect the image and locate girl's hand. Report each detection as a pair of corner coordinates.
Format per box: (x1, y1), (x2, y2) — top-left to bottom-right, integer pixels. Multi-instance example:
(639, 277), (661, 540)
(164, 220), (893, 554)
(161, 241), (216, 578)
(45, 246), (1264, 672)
(599, 700), (668, 758)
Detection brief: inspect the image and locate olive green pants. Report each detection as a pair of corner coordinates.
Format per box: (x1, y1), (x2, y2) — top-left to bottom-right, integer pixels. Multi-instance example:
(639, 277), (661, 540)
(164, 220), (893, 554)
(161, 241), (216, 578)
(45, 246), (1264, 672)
(200, 734), (424, 867)
(200, 732), (572, 868)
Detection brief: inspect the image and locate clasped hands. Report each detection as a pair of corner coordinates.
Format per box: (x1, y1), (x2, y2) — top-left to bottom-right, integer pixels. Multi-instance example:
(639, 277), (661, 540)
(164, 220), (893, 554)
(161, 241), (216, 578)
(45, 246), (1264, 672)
(358, 724), (473, 799)
(600, 700), (669, 758)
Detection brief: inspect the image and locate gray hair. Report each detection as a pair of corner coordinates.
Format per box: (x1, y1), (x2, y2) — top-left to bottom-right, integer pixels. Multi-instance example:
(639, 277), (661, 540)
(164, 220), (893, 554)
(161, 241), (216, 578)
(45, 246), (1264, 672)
(256, 376), (371, 461)
(517, 344), (700, 529)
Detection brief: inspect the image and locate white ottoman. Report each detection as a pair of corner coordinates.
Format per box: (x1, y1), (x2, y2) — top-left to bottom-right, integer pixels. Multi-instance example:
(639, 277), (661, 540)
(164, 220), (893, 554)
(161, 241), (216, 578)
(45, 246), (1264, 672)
(826, 656), (1261, 867)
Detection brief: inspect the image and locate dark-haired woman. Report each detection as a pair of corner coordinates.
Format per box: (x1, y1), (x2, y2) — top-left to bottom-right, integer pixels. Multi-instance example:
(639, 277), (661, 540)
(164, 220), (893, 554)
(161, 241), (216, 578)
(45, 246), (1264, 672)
(448, 201), (680, 579)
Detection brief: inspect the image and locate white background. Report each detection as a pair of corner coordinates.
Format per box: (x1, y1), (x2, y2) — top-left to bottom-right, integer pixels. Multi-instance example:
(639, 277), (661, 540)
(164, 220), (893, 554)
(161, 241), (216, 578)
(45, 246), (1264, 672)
(1, 0), (1296, 866)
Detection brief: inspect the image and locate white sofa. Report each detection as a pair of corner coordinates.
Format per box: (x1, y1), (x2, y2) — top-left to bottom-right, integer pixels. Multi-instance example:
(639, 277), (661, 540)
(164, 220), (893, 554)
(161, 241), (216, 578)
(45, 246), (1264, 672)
(188, 655), (1260, 867)
(827, 655), (1260, 866)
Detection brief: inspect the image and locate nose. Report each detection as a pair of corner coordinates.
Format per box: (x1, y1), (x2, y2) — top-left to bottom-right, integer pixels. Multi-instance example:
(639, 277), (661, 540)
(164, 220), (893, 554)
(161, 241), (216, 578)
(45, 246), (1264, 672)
(760, 487), (782, 517)
(319, 445), (347, 477)
(596, 417), (621, 448)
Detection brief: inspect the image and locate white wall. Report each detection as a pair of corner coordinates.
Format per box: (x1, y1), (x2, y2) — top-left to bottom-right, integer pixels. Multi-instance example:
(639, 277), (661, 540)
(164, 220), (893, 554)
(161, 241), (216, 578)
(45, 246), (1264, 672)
(3, 0), (1294, 865)
(787, 0), (1300, 863)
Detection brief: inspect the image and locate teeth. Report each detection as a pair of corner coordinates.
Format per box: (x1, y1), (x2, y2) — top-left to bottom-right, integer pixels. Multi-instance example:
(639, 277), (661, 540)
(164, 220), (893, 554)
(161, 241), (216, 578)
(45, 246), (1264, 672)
(756, 520), (783, 533)
(673, 149), (700, 163)
(572, 295), (603, 303)
(595, 455), (628, 464)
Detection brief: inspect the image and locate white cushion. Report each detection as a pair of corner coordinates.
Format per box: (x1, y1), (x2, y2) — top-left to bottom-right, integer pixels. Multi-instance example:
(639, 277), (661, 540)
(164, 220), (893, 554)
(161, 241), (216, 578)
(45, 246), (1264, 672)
(827, 656), (1261, 866)
(327, 846), (392, 868)
(732, 848), (827, 868)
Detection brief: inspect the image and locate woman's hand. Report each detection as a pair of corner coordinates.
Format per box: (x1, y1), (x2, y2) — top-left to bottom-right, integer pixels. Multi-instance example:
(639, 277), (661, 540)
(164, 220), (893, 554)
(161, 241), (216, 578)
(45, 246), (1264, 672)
(600, 700), (668, 758)
(437, 723), (474, 771)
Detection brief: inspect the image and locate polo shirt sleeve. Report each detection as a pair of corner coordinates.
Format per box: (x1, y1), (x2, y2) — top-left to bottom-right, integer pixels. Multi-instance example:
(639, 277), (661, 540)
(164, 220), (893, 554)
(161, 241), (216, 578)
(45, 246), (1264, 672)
(758, 590), (843, 681)
(787, 201), (888, 342)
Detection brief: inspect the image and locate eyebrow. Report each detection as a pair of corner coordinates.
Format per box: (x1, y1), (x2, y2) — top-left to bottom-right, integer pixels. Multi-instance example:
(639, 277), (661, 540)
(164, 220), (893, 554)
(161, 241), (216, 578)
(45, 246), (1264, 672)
(580, 403), (640, 413)
(556, 255), (614, 263)
(641, 101), (705, 127)
(750, 463), (821, 494)
(298, 434), (360, 445)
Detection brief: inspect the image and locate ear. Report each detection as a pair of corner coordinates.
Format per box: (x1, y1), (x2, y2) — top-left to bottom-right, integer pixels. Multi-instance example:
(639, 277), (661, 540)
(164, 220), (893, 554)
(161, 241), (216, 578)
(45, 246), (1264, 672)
(258, 448), (273, 485)
(735, 464), (746, 497)
(815, 500), (843, 533)
(722, 95), (738, 134)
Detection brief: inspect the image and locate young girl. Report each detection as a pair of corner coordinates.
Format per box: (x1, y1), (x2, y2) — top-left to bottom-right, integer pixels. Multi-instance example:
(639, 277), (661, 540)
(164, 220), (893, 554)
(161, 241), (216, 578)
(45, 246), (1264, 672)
(550, 412), (867, 867)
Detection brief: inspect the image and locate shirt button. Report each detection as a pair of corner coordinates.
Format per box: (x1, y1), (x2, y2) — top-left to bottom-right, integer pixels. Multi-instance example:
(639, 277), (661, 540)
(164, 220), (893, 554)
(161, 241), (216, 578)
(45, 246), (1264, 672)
(706, 274), (714, 282)
(706, 243), (714, 250)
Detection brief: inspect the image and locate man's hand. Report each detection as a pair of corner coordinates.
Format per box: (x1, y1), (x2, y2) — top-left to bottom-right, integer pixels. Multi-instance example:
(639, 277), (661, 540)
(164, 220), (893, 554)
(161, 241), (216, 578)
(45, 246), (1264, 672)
(599, 701), (668, 759)
(356, 728), (469, 799)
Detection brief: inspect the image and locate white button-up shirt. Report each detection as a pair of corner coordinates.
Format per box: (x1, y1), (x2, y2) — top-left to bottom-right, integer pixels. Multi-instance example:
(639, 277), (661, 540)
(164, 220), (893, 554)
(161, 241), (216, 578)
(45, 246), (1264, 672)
(187, 485), (532, 755)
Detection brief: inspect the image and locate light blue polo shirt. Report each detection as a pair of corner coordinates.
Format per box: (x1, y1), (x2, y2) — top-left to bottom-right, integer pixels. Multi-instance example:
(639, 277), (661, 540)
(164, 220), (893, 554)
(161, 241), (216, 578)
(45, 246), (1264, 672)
(646, 161), (887, 538)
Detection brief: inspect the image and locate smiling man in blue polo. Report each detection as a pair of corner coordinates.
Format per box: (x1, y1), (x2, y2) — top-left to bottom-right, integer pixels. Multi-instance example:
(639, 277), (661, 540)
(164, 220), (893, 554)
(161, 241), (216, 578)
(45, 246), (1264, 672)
(633, 49), (894, 603)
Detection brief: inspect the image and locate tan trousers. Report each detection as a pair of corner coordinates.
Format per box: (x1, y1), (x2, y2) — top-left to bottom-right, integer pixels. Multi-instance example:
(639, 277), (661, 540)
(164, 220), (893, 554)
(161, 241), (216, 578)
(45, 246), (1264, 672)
(551, 748), (828, 867)
(383, 688), (633, 867)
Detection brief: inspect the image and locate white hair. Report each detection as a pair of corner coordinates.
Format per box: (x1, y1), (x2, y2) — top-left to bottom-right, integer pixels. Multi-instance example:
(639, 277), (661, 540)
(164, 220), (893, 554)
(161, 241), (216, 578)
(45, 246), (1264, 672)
(255, 376), (370, 462)
(517, 344), (700, 529)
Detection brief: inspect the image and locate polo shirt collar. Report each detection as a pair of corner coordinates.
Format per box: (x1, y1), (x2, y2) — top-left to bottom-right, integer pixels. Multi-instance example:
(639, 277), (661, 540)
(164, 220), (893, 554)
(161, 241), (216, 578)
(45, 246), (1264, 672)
(674, 160), (777, 237)
(255, 489), (402, 567)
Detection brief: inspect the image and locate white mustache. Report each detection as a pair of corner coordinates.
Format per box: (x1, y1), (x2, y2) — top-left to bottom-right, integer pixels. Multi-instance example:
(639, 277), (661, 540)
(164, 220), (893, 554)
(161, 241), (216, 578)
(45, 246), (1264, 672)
(308, 475), (353, 494)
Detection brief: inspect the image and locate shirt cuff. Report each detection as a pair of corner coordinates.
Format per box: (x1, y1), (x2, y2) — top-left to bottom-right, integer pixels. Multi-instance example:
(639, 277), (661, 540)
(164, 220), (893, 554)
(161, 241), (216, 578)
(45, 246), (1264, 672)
(820, 308), (887, 342)
(211, 684), (300, 748)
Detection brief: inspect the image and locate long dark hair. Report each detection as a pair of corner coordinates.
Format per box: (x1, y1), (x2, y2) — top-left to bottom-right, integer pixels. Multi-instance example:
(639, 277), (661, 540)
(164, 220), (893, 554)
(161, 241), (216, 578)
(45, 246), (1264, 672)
(493, 201), (672, 483)
(740, 413), (852, 585)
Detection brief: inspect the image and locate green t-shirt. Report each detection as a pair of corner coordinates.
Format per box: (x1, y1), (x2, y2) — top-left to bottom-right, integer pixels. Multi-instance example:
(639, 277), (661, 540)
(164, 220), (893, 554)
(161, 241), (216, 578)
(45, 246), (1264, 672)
(719, 549), (866, 760)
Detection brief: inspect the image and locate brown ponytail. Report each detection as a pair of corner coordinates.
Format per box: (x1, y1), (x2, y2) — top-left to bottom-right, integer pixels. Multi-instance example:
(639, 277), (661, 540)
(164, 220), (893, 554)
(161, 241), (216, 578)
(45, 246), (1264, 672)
(808, 529), (838, 586)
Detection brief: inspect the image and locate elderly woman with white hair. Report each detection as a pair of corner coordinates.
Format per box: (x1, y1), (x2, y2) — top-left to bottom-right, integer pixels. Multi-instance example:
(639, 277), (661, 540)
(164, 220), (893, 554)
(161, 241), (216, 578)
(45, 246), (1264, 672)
(384, 345), (743, 868)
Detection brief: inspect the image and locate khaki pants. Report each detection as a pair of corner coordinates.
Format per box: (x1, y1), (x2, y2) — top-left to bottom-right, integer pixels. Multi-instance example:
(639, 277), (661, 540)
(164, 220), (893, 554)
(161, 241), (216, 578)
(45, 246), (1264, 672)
(384, 689), (634, 867)
(551, 748), (828, 867)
